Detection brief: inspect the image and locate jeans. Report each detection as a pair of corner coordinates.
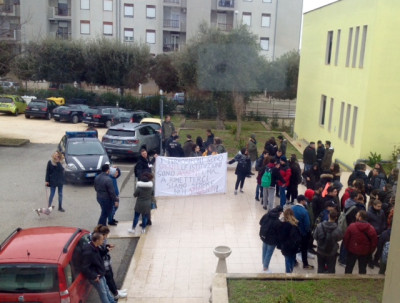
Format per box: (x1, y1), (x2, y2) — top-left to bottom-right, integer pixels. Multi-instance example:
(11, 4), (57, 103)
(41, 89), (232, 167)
(262, 243), (276, 269)
(345, 252), (369, 274)
(300, 233), (310, 267)
(262, 186), (276, 210)
(285, 254), (296, 273)
(279, 186), (287, 206)
(317, 253), (337, 273)
(48, 185), (63, 208)
(255, 184), (263, 199)
(108, 204), (119, 223)
(90, 276), (115, 303)
(97, 198), (113, 226)
(338, 242), (347, 264)
(133, 211), (148, 229)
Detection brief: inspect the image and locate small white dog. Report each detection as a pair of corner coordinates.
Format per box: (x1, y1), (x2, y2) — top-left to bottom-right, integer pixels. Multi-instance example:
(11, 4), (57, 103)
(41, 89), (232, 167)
(34, 205), (55, 216)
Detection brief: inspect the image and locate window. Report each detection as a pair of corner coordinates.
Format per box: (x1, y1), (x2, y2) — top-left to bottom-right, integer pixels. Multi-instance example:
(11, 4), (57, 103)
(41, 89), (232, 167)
(359, 25), (367, 68)
(325, 31), (333, 65)
(344, 104), (351, 141)
(319, 95), (327, 126)
(146, 30), (155, 44)
(350, 106), (358, 145)
(80, 0), (89, 10)
(334, 29), (340, 66)
(261, 14), (271, 27)
(242, 12), (251, 26)
(124, 28), (134, 42)
(328, 98), (334, 132)
(103, 22), (113, 36)
(146, 5), (156, 19)
(352, 26), (360, 68)
(338, 102), (345, 138)
(346, 27), (353, 67)
(80, 20), (90, 34)
(124, 3), (133, 17)
(263, 0), (272, 2)
(260, 38), (269, 51)
(104, 0), (112, 11)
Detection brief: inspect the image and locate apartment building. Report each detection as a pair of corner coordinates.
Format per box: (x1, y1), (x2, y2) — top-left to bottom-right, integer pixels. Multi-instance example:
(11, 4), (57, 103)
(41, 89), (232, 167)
(1, 0), (302, 59)
(294, 0), (400, 167)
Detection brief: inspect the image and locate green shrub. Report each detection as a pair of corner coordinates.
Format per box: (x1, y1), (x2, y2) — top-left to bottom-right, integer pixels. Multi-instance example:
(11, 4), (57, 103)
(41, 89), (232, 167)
(391, 145), (400, 162)
(367, 152), (382, 167)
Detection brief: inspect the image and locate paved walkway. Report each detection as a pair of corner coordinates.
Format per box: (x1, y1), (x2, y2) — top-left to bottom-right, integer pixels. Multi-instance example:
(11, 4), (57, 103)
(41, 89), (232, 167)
(110, 168), (379, 303)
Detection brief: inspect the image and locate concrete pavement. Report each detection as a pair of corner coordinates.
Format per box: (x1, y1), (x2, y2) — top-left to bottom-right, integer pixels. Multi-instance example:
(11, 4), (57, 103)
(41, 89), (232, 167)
(110, 169), (380, 303)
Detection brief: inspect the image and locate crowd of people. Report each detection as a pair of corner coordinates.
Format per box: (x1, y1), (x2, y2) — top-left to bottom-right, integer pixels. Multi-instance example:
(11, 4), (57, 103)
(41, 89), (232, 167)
(258, 138), (398, 275)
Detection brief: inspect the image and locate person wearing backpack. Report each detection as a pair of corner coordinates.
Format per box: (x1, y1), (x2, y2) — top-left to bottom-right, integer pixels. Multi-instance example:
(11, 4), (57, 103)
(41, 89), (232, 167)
(313, 209), (343, 273)
(292, 195), (314, 270)
(259, 205), (283, 273)
(255, 151), (269, 202)
(344, 210), (378, 274)
(262, 159), (286, 211)
(278, 208), (302, 273)
(228, 148), (251, 195)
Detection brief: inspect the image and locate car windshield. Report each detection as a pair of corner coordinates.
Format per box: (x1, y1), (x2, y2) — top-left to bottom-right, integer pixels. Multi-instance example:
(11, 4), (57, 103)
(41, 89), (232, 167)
(0, 264), (58, 293)
(0, 97), (13, 103)
(29, 101), (46, 106)
(67, 141), (105, 155)
(106, 130), (135, 137)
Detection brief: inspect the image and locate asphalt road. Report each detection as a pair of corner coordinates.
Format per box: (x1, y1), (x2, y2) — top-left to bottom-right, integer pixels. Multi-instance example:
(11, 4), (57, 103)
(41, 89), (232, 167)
(0, 114), (138, 301)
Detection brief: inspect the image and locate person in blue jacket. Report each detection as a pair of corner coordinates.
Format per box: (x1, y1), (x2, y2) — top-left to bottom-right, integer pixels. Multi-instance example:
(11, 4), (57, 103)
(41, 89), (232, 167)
(108, 166), (121, 226)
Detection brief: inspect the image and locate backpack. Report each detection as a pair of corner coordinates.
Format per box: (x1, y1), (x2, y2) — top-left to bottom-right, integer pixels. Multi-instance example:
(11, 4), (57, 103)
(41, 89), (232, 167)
(338, 205), (356, 233)
(317, 223), (335, 254)
(261, 168), (272, 187)
(255, 154), (264, 171)
(381, 241), (390, 264)
(289, 225), (302, 253)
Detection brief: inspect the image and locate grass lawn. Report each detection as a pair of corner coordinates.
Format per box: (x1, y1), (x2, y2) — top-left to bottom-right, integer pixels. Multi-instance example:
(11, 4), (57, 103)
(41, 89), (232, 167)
(0, 138), (29, 146)
(179, 119), (302, 159)
(228, 278), (384, 303)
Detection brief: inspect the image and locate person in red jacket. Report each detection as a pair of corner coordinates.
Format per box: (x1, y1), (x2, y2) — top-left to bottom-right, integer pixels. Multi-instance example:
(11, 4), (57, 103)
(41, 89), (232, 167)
(343, 210), (378, 274)
(278, 156), (291, 207)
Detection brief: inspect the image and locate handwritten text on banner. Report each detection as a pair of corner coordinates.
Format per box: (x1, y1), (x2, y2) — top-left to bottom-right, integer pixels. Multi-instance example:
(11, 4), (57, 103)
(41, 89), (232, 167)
(154, 153), (227, 197)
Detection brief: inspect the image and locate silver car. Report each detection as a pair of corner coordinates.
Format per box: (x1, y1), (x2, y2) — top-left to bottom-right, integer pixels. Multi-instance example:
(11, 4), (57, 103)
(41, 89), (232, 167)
(102, 123), (160, 158)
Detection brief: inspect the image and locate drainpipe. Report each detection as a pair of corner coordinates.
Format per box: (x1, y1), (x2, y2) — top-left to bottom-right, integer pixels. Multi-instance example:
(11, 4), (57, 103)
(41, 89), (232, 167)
(272, 0), (279, 60)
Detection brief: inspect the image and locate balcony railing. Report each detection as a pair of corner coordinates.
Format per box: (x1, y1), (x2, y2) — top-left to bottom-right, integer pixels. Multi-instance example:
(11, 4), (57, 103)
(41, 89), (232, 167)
(218, 0), (235, 8)
(164, 0), (187, 8)
(56, 32), (71, 40)
(164, 19), (180, 29)
(48, 6), (71, 19)
(164, 0), (180, 4)
(0, 29), (21, 41)
(163, 43), (183, 52)
(211, 22), (233, 32)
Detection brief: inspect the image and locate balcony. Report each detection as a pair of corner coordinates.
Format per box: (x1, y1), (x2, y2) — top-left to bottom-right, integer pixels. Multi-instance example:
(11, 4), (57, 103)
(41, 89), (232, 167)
(0, 4), (20, 16)
(0, 29), (21, 41)
(48, 6), (71, 20)
(56, 32), (71, 40)
(217, 0), (235, 10)
(211, 22), (233, 32)
(163, 43), (184, 52)
(164, 0), (187, 8)
(163, 19), (186, 32)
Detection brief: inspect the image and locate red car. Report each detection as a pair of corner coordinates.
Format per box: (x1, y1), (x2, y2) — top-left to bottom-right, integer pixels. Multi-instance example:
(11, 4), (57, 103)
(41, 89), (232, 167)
(0, 226), (92, 303)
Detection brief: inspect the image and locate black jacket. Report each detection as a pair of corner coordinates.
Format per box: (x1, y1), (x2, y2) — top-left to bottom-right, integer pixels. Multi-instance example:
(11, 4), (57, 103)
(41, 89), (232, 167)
(81, 242), (106, 281)
(347, 170), (369, 187)
(204, 133), (214, 149)
(259, 208), (282, 245)
(229, 153), (250, 176)
(367, 206), (386, 236)
(45, 161), (64, 187)
(94, 172), (118, 202)
(303, 146), (316, 165)
(278, 222), (301, 256)
(317, 145), (325, 161)
(167, 140), (184, 157)
(134, 155), (154, 179)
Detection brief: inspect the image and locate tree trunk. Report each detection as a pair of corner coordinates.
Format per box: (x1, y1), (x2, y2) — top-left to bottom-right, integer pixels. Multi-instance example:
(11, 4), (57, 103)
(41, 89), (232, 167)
(233, 91), (245, 141)
(215, 98), (226, 130)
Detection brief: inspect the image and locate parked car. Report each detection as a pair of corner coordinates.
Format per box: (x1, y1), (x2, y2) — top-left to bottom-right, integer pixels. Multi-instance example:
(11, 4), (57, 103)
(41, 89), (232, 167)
(58, 131), (111, 183)
(173, 92), (185, 105)
(0, 226), (92, 303)
(102, 122), (160, 158)
(0, 81), (20, 91)
(0, 95), (27, 115)
(46, 97), (65, 106)
(112, 110), (152, 125)
(25, 99), (58, 120)
(53, 104), (89, 123)
(140, 117), (162, 134)
(83, 106), (126, 128)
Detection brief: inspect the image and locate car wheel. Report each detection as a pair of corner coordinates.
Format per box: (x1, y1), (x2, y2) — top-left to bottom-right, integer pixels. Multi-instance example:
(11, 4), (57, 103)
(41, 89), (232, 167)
(14, 109), (18, 116)
(72, 115), (79, 124)
(105, 120), (112, 128)
(46, 112), (51, 120)
(54, 117), (60, 121)
(25, 114), (30, 119)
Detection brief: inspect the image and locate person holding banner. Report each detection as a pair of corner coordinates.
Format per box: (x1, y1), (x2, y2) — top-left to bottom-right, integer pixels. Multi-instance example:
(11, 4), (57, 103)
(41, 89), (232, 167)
(229, 148), (251, 195)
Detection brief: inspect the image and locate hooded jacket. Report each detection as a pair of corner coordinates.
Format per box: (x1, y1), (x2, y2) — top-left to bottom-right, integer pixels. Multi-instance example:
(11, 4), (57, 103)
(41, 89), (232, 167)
(344, 199), (366, 226)
(134, 155), (154, 179)
(81, 242), (106, 281)
(367, 206), (386, 236)
(303, 145), (316, 165)
(259, 207), (283, 245)
(313, 221), (343, 256)
(321, 147), (334, 171)
(344, 221), (378, 256)
(134, 180), (154, 215)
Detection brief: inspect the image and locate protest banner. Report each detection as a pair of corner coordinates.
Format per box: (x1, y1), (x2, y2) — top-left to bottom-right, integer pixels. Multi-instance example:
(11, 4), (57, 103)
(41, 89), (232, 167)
(154, 153), (227, 197)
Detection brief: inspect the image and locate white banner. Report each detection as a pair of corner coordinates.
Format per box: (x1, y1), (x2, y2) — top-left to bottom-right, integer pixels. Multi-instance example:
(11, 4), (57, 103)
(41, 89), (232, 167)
(154, 153), (227, 197)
